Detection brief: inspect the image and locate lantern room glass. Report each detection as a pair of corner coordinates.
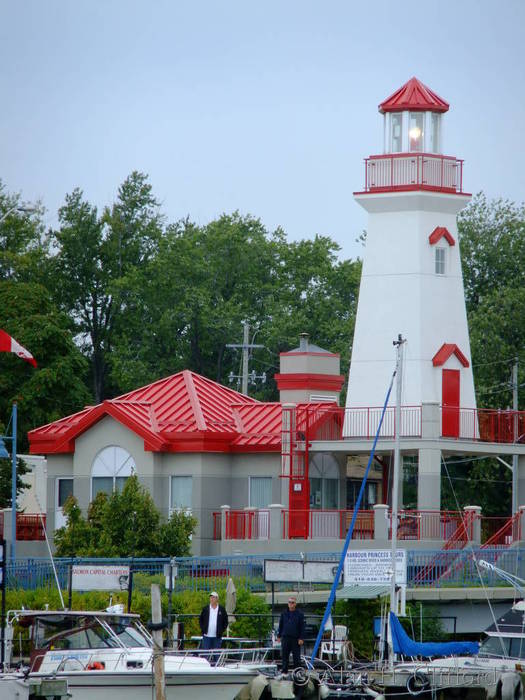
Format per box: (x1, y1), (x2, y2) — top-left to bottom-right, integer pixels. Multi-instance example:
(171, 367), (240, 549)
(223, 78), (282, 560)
(391, 113), (403, 152)
(430, 113), (440, 153)
(409, 112), (424, 151)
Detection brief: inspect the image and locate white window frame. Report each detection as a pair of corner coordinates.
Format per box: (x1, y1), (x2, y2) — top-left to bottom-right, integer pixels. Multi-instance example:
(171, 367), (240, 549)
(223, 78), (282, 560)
(55, 477), (74, 530)
(390, 112), (403, 153)
(435, 247), (446, 275)
(90, 445), (135, 501)
(56, 477), (74, 509)
(248, 476), (273, 508)
(169, 475), (193, 514)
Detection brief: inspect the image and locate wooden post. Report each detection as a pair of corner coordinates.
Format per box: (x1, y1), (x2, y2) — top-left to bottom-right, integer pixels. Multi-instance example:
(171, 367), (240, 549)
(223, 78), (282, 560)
(151, 584), (166, 700)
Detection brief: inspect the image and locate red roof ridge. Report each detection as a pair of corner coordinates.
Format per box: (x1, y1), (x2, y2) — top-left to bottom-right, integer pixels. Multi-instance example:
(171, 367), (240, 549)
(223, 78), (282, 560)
(379, 77), (449, 114)
(429, 226), (455, 246)
(433, 343), (470, 368)
(182, 370), (207, 431)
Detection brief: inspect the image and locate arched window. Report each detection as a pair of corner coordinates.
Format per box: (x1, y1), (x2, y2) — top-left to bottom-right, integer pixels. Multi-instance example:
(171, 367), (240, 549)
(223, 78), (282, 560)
(91, 446), (135, 500)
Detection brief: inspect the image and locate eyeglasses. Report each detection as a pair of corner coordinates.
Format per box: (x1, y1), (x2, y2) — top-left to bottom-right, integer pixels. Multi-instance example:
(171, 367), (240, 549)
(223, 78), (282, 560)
(288, 600), (296, 604)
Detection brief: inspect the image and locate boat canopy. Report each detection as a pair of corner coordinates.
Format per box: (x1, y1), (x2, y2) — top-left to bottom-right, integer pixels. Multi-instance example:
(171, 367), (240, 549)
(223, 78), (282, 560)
(389, 613), (479, 658)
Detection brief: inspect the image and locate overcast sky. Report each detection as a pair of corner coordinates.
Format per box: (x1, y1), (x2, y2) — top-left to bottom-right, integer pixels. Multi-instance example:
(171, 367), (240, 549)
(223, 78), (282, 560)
(2, 0), (524, 260)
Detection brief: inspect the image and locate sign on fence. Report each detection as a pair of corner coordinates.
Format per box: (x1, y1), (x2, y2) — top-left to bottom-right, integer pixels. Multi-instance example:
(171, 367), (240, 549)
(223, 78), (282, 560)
(71, 564), (130, 591)
(344, 550), (406, 585)
(264, 559), (339, 583)
(163, 563), (179, 590)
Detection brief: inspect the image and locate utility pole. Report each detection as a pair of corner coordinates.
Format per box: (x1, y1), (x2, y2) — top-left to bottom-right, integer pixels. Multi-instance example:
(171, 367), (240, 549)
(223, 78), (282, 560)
(226, 321), (265, 396)
(512, 358), (519, 515)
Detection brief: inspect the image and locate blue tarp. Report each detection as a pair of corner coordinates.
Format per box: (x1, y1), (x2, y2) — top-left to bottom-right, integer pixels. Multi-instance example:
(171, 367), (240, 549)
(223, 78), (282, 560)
(389, 612), (479, 658)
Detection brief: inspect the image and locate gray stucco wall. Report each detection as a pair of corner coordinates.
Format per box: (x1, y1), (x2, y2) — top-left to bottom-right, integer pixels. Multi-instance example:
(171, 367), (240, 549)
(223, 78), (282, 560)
(44, 415), (283, 556)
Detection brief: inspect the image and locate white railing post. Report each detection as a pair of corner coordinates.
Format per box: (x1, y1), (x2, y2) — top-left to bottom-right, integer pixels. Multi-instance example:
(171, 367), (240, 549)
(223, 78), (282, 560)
(268, 504), (283, 541)
(374, 504), (389, 541)
(464, 506), (481, 545)
(519, 506), (525, 542)
(220, 505), (230, 540)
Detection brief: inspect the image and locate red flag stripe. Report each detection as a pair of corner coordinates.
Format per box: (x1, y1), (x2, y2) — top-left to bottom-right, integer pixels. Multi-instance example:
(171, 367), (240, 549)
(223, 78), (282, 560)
(0, 329), (37, 367)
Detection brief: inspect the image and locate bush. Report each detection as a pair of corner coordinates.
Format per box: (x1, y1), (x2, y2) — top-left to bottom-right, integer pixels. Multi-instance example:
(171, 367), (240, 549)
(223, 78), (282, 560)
(5, 580), (271, 644)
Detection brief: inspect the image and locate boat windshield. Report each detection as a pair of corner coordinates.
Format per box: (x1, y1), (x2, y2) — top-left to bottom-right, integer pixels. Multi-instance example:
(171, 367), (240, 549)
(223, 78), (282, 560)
(31, 615), (151, 651)
(479, 636), (525, 659)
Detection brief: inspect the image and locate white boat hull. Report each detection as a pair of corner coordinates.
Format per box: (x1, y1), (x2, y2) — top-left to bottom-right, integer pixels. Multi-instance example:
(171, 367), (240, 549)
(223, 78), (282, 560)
(29, 669), (254, 700)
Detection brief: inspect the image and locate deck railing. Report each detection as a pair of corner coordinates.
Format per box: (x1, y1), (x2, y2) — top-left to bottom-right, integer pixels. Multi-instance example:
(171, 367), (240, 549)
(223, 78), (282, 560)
(482, 512), (522, 547)
(303, 405), (525, 444)
(342, 406), (422, 439)
(213, 510), (270, 540)
(451, 407), (525, 442)
(281, 509), (374, 540)
(362, 153), (464, 193)
(0, 513), (46, 541)
(393, 510), (463, 541)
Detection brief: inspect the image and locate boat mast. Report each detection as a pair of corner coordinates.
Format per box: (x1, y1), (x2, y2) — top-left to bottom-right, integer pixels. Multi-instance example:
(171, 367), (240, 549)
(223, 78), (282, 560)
(389, 335), (405, 656)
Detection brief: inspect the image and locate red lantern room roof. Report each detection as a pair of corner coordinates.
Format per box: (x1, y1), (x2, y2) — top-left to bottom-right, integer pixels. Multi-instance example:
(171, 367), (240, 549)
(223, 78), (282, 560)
(379, 77), (449, 114)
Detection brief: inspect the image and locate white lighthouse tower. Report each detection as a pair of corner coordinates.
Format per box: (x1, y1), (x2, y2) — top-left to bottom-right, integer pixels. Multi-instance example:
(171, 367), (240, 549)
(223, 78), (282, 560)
(346, 78), (476, 441)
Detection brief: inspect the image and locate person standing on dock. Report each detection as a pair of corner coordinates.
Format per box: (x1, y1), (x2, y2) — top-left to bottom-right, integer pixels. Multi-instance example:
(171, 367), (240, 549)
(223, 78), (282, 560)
(199, 591), (228, 663)
(277, 596), (305, 673)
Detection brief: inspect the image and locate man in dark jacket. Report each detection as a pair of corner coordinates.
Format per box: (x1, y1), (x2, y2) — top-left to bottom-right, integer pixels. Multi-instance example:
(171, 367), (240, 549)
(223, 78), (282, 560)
(277, 596), (305, 673)
(199, 591), (228, 663)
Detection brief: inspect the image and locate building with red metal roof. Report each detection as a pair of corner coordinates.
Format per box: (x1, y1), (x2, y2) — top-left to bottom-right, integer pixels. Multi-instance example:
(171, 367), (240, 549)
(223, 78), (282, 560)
(28, 335), (349, 556)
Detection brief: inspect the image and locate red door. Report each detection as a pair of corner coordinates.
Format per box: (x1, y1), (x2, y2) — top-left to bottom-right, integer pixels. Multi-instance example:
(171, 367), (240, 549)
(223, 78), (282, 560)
(288, 479), (309, 538)
(442, 369), (460, 437)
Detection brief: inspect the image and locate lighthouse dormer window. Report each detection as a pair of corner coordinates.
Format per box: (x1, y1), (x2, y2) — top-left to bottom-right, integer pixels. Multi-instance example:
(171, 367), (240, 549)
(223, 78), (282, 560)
(435, 247), (446, 275)
(409, 112), (424, 152)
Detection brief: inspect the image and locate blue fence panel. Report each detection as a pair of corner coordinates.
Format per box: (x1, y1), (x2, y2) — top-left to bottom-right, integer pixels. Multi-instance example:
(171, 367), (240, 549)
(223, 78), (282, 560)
(6, 548), (525, 592)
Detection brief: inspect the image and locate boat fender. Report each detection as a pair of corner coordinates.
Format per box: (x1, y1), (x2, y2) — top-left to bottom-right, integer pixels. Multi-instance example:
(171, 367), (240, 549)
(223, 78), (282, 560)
(498, 672), (523, 700)
(406, 672), (430, 695)
(85, 661), (105, 670)
(292, 667), (309, 687)
(319, 684), (330, 699)
(364, 687), (385, 700)
(147, 618), (168, 631)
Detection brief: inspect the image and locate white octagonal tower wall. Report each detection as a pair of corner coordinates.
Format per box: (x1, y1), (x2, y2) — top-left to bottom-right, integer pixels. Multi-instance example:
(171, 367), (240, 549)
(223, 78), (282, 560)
(345, 78), (477, 434)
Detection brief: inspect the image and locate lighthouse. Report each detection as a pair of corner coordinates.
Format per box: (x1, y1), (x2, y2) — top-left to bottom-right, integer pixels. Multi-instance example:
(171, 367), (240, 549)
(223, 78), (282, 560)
(346, 78), (476, 434)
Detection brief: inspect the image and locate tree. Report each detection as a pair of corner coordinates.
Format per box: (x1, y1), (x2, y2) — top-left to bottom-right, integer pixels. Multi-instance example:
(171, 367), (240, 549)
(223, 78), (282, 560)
(0, 457), (30, 509)
(54, 475), (197, 558)
(458, 194), (525, 410)
(449, 194), (525, 517)
(0, 180), (48, 284)
(48, 172), (164, 402)
(159, 510), (198, 558)
(0, 281), (91, 452)
(108, 215), (362, 401)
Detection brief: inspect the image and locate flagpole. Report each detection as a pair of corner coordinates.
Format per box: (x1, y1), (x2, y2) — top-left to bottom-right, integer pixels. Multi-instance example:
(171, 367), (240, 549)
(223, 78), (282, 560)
(11, 404), (17, 562)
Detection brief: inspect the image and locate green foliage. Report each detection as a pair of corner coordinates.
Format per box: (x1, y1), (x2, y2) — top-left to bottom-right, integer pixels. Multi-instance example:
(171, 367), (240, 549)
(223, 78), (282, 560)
(447, 194), (525, 515)
(459, 193), (525, 411)
(333, 599), (446, 658)
(0, 456), (30, 509)
(108, 213), (361, 401)
(47, 173), (164, 402)
(159, 510), (198, 558)
(0, 181), (48, 284)
(54, 475), (196, 558)
(0, 281), (91, 452)
(6, 583), (271, 649)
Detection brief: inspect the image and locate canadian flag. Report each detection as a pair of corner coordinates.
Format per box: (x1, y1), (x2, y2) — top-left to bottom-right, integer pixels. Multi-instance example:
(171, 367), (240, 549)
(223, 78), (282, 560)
(0, 329), (37, 367)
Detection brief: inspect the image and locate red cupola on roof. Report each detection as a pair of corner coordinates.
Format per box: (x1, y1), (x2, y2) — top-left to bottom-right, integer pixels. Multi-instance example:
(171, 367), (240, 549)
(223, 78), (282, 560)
(379, 77), (449, 114)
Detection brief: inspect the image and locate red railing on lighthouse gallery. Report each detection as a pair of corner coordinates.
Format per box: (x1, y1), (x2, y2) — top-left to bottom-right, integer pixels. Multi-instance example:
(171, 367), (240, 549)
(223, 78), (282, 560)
(360, 153), (465, 194)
